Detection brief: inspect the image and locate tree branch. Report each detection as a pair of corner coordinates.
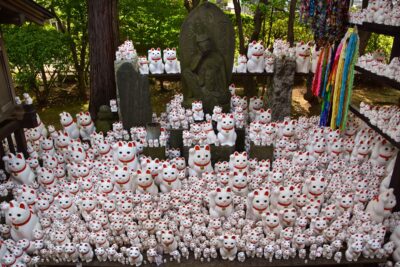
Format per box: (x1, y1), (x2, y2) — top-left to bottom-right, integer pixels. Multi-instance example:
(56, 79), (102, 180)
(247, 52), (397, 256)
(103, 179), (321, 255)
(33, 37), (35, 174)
(232, 0), (246, 55)
(287, 0), (297, 46)
(250, 0), (268, 42)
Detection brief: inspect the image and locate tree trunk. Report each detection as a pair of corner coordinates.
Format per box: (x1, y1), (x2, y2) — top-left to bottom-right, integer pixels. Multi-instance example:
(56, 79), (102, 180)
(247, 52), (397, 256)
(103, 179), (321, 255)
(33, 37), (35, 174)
(250, 0), (268, 42)
(51, 7), (88, 101)
(76, 68), (87, 99)
(287, 0), (297, 46)
(88, 0), (119, 120)
(266, 7), (274, 48)
(232, 0), (245, 55)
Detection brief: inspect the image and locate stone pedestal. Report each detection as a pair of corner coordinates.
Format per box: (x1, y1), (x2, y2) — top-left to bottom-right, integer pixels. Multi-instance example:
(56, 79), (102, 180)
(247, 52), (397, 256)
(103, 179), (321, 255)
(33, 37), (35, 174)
(182, 146), (190, 164)
(265, 57), (296, 121)
(169, 129), (183, 149)
(235, 128), (246, 152)
(249, 142), (274, 161)
(142, 147), (166, 160)
(211, 145), (235, 164)
(115, 61), (152, 129)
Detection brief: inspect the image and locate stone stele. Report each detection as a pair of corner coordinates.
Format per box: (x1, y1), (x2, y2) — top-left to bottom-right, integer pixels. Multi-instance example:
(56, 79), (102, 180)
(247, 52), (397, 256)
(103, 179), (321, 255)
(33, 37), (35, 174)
(179, 2), (235, 114)
(115, 61), (152, 129)
(265, 57), (296, 121)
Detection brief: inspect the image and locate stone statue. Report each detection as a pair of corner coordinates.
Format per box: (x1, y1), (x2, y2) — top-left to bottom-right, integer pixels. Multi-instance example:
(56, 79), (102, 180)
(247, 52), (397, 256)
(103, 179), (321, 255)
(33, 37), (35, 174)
(95, 105), (114, 133)
(115, 62), (152, 128)
(180, 2), (235, 114)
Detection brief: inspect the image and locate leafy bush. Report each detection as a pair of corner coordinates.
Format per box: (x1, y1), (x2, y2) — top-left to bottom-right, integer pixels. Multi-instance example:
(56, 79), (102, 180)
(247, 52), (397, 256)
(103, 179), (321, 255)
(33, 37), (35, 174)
(3, 24), (70, 105)
(365, 33), (394, 62)
(119, 0), (186, 55)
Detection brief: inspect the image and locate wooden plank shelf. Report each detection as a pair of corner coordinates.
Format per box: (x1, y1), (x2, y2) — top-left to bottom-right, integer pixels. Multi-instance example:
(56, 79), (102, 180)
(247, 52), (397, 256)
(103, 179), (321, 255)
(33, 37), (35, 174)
(37, 255), (386, 267)
(146, 72), (309, 79)
(349, 104), (400, 150)
(352, 22), (400, 37)
(354, 66), (400, 90)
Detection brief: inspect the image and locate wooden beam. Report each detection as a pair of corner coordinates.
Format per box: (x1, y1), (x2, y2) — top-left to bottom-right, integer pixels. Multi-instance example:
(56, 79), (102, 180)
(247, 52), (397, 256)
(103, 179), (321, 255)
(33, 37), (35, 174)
(390, 36), (400, 60)
(0, 0), (53, 25)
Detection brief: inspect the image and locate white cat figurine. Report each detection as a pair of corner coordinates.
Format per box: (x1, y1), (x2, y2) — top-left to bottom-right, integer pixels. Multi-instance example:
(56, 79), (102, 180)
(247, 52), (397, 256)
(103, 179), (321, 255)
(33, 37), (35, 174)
(2, 153), (35, 185)
(235, 54), (247, 73)
(59, 112), (80, 139)
(139, 56), (149, 74)
(192, 101), (204, 121)
(148, 48), (164, 74)
(188, 145), (213, 177)
(209, 187), (234, 218)
(76, 112), (96, 141)
(247, 41), (265, 73)
(217, 113), (237, 146)
(295, 41), (312, 73)
(163, 48), (180, 74)
(2, 200), (41, 241)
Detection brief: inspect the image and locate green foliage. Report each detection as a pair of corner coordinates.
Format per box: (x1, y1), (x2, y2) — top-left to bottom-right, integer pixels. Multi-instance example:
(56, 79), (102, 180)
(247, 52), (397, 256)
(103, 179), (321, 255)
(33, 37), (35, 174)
(226, 1), (313, 52)
(119, 0), (186, 55)
(2, 0), (394, 110)
(3, 24), (70, 105)
(37, 0), (89, 98)
(365, 33), (394, 62)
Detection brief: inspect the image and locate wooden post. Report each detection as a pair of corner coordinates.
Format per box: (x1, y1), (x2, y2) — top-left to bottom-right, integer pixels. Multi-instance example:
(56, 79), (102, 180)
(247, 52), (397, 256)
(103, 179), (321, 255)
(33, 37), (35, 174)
(389, 151), (400, 211)
(0, 141), (5, 169)
(6, 136), (15, 154)
(14, 128), (28, 157)
(390, 36), (400, 61)
(88, 0), (119, 120)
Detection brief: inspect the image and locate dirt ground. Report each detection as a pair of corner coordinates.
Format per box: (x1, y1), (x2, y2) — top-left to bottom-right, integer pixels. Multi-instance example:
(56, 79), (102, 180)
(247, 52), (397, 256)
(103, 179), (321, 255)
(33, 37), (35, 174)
(36, 73), (400, 127)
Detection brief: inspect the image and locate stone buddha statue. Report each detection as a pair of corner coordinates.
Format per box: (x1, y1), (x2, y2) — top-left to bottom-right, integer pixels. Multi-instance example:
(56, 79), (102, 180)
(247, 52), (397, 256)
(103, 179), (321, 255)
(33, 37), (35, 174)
(182, 32), (229, 113)
(179, 2), (234, 114)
